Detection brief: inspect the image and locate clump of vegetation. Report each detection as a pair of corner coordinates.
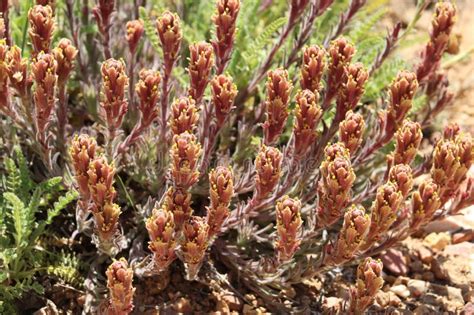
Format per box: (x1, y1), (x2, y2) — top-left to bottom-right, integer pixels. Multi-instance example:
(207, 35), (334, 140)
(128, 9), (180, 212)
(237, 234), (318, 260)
(0, 0), (472, 313)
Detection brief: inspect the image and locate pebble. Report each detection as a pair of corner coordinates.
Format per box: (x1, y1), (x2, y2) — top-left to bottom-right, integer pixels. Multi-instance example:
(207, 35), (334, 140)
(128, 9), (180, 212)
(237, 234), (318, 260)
(380, 249), (409, 275)
(390, 284), (410, 299)
(407, 279), (429, 297)
(423, 232), (451, 251)
(173, 297), (192, 313)
(375, 290), (402, 307)
(416, 245), (434, 264)
(422, 271), (435, 282)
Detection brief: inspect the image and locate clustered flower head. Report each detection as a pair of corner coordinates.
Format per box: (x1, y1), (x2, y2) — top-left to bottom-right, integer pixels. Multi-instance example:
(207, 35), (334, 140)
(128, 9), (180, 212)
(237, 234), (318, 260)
(135, 69), (161, 126)
(32, 52), (57, 143)
(28, 4), (55, 56)
(255, 145), (282, 199)
(146, 206), (177, 271)
(293, 89), (322, 157)
(106, 258), (135, 315)
(156, 11), (182, 73)
(126, 19), (144, 55)
(385, 71), (418, 132)
(430, 130), (473, 203)
(188, 42), (214, 103)
(212, 0), (240, 73)
(53, 38), (78, 85)
(100, 58), (129, 133)
(87, 156), (121, 242)
(300, 45), (326, 93)
(207, 166), (234, 237)
(170, 96), (199, 135)
(361, 182), (402, 251)
(410, 178), (441, 230)
(339, 110), (365, 155)
(0, 39), (11, 116)
(349, 258), (384, 314)
(263, 68), (293, 145)
(210, 74), (237, 128)
(326, 37), (355, 106)
(335, 62), (368, 122)
(324, 205), (370, 266)
(388, 164), (414, 199)
(416, 2), (456, 82)
(275, 196), (302, 262)
(180, 216), (210, 280)
(170, 132), (202, 189)
(391, 119), (422, 165)
(70, 134), (97, 202)
(163, 187), (192, 231)
(317, 143), (355, 227)
(6, 45), (29, 98)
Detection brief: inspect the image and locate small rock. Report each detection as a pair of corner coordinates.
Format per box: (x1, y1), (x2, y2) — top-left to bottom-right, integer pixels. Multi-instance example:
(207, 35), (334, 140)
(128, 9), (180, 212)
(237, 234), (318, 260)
(423, 232), (451, 251)
(446, 286), (465, 307)
(376, 291), (402, 307)
(411, 260), (424, 273)
(431, 257), (449, 280)
(417, 245), (434, 264)
(173, 297), (192, 313)
(381, 249), (409, 275)
(452, 230), (474, 244)
(390, 284), (410, 299)
(421, 293), (442, 306)
(463, 302), (474, 315)
(222, 294), (243, 311)
(407, 279), (429, 297)
(214, 299), (230, 314)
(414, 304), (439, 314)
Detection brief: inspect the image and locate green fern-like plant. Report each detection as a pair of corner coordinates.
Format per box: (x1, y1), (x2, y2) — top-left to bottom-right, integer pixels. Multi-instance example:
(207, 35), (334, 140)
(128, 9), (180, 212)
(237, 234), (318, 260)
(0, 147), (78, 312)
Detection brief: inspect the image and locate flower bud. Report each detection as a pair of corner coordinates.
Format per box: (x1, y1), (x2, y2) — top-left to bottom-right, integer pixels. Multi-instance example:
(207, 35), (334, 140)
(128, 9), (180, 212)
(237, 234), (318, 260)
(100, 58), (129, 131)
(300, 45), (325, 93)
(275, 196), (302, 262)
(170, 96), (199, 135)
(387, 71), (418, 130)
(212, 0), (240, 73)
(335, 62), (368, 122)
(210, 74), (237, 128)
(156, 11), (182, 73)
(135, 69), (161, 126)
(255, 145), (282, 198)
(70, 134), (97, 200)
(388, 164), (413, 199)
(410, 178), (441, 230)
(339, 110), (365, 155)
(28, 5), (55, 56)
(126, 19), (144, 54)
(263, 68), (293, 145)
(36, 0), (56, 12)
(170, 132), (202, 189)
(326, 37), (355, 104)
(32, 52), (57, 138)
(188, 41), (214, 103)
(317, 142), (355, 227)
(392, 120), (422, 165)
(106, 258), (135, 315)
(180, 216), (210, 280)
(6, 46), (29, 98)
(324, 205), (370, 266)
(163, 187), (192, 231)
(87, 156), (116, 209)
(293, 89), (322, 157)
(53, 38), (78, 85)
(146, 206), (176, 271)
(349, 258), (384, 314)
